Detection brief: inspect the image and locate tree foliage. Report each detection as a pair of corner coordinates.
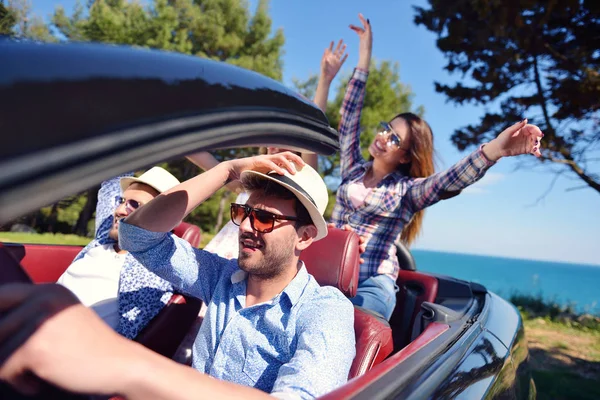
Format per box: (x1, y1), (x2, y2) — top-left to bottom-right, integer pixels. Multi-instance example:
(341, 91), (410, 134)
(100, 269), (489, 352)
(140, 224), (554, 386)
(1, 0), (55, 40)
(51, 0), (284, 79)
(295, 60), (423, 178)
(414, 0), (600, 194)
(2, 0), (285, 236)
(0, 2), (17, 34)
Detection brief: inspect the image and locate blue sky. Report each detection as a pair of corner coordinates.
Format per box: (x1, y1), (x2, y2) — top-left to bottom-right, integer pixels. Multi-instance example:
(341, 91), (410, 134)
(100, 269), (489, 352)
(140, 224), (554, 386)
(30, 0), (600, 266)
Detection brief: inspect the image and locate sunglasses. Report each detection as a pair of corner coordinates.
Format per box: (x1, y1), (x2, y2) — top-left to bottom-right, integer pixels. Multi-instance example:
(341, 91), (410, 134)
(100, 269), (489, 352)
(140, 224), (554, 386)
(116, 196), (142, 214)
(377, 121), (403, 150)
(230, 203), (299, 233)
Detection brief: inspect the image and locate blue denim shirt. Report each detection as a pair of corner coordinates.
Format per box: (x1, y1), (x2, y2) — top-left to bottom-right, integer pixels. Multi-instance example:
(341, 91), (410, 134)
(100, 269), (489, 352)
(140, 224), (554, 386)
(119, 221), (355, 399)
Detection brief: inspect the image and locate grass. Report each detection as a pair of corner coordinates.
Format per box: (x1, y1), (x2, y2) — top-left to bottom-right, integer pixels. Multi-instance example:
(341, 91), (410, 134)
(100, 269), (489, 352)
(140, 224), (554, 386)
(513, 292), (600, 399)
(199, 232), (215, 248)
(0, 232), (92, 246)
(511, 292), (600, 332)
(0, 231), (217, 249)
(532, 370), (600, 400)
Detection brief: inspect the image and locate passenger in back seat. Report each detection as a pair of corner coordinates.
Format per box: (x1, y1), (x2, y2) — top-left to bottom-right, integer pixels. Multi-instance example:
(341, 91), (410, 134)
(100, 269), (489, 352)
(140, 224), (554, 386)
(56, 166), (181, 340)
(329, 14), (545, 321)
(0, 153), (355, 400)
(116, 152), (355, 399)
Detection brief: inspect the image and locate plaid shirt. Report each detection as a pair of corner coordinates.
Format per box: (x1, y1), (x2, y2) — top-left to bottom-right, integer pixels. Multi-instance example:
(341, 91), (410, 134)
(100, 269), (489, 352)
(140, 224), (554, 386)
(330, 68), (495, 282)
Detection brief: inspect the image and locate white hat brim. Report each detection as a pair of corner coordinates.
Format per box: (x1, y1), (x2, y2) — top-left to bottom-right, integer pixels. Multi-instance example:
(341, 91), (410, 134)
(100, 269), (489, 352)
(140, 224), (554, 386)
(240, 170), (328, 241)
(120, 176), (161, 194)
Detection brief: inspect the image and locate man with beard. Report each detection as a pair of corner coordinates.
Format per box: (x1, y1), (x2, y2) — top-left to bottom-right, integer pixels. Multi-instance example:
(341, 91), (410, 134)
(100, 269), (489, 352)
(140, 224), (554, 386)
(0, 152), (355, 400)
(116, 151), (355, 398)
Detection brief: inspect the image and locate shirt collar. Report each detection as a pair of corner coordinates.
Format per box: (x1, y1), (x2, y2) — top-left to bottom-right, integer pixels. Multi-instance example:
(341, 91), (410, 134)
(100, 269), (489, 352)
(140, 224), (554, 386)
(231, 269), (247, 284)
(229, 261), (309, 306)
(282, 262), (309, 306)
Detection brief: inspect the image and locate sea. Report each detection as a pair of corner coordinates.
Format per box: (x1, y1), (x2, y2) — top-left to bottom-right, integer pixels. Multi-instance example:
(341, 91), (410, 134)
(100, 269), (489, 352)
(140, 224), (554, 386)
(412, 250), (600, 315)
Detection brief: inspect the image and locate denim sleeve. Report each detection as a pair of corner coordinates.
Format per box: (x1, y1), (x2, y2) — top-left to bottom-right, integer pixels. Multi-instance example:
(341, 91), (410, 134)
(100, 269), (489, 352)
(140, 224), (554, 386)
(118, 220), (235, 303)
(271, 289), (356, 399)
(94, 173), (133, 243)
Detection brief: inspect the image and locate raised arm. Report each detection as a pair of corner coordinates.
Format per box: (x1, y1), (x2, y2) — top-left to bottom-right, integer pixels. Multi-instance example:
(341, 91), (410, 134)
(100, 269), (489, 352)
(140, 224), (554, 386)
(314, 40), (348, 112)
(124, 152), (305, 233)
(407, 120), (544, 212)
(303, 39), (350, 171)
(119, 220), (233, 302)
(338, 14), (372, 178)
(186, 151), (243, 193)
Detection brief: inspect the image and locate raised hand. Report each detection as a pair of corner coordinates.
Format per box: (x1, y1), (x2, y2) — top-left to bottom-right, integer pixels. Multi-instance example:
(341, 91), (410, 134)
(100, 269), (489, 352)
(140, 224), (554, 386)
(482, 119), (544, 161)
(321, 39), (348, 83)
(349, 13), (372, 70)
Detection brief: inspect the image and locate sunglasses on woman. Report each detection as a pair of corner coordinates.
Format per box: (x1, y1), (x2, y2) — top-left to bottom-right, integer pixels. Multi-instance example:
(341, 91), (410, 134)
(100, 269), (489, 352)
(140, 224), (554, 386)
(230, 203), (300, 233)
(116, 196), (142, 214)
(378, 121), (403, 150)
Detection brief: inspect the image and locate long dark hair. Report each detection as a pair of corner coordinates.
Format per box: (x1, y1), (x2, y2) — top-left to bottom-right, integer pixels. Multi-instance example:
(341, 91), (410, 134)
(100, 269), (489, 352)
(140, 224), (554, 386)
(391, 112), (435, 246)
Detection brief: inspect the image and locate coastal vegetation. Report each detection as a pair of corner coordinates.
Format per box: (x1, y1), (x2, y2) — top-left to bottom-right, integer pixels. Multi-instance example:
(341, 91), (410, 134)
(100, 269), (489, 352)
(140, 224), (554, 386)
(511, 293), (600, 400)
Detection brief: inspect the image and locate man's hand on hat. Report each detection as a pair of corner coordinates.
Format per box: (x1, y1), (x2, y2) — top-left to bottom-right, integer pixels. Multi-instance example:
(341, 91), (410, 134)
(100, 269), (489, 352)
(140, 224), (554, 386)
(227, 152), (305, 180)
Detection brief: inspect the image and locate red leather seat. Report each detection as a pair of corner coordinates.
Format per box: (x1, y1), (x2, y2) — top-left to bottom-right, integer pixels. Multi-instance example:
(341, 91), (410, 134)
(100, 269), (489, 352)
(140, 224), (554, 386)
(349, 306), (394, 378)
(173, 222), (202, 248)
(299, 226), (360, 297)
(390, 270), (439, 352)
(4, 222), (202, 284)
(300, 226), (394, 379)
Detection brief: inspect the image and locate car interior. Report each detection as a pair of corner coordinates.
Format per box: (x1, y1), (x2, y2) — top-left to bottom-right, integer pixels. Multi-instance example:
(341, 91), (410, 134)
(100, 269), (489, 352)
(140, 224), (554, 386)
(2, 216), (479, 381)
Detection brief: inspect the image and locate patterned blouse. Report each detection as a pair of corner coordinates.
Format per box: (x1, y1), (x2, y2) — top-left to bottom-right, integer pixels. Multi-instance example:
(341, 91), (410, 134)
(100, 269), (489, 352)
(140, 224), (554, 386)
(330, 68), (495, 282)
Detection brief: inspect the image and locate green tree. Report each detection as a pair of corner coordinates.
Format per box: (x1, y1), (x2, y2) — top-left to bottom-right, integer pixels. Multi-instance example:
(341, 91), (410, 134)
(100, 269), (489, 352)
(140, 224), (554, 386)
(1, 0), (55, 41)
(295, 60), (423, 178)
(414, 0), (600, 194)
(2, 0), (285, 237)
(52, 0), (284, 79)
(51, 0), (285, 234)
(0, 1), (17, 34)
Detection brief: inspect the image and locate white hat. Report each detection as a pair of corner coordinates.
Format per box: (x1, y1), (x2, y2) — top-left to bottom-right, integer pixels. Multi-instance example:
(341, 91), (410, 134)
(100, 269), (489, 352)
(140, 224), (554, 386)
(120, 166), (180, 194)
(241, 163), (329, 241)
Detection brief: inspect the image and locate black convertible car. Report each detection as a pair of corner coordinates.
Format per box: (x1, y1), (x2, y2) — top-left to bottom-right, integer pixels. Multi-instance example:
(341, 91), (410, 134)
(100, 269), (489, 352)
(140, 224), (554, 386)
(0, 40), (535, 399)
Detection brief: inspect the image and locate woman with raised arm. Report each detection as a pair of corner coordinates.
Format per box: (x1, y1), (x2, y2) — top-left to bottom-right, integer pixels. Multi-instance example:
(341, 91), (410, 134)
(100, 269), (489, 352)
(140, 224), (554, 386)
(331, 14), (544, 320)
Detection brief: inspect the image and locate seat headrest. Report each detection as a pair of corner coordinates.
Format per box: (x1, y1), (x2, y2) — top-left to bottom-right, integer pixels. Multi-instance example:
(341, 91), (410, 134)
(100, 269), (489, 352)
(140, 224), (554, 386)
(395, 241), (416, 271)
(299, 226), (360, 298)
(173, 222), (202, 248)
